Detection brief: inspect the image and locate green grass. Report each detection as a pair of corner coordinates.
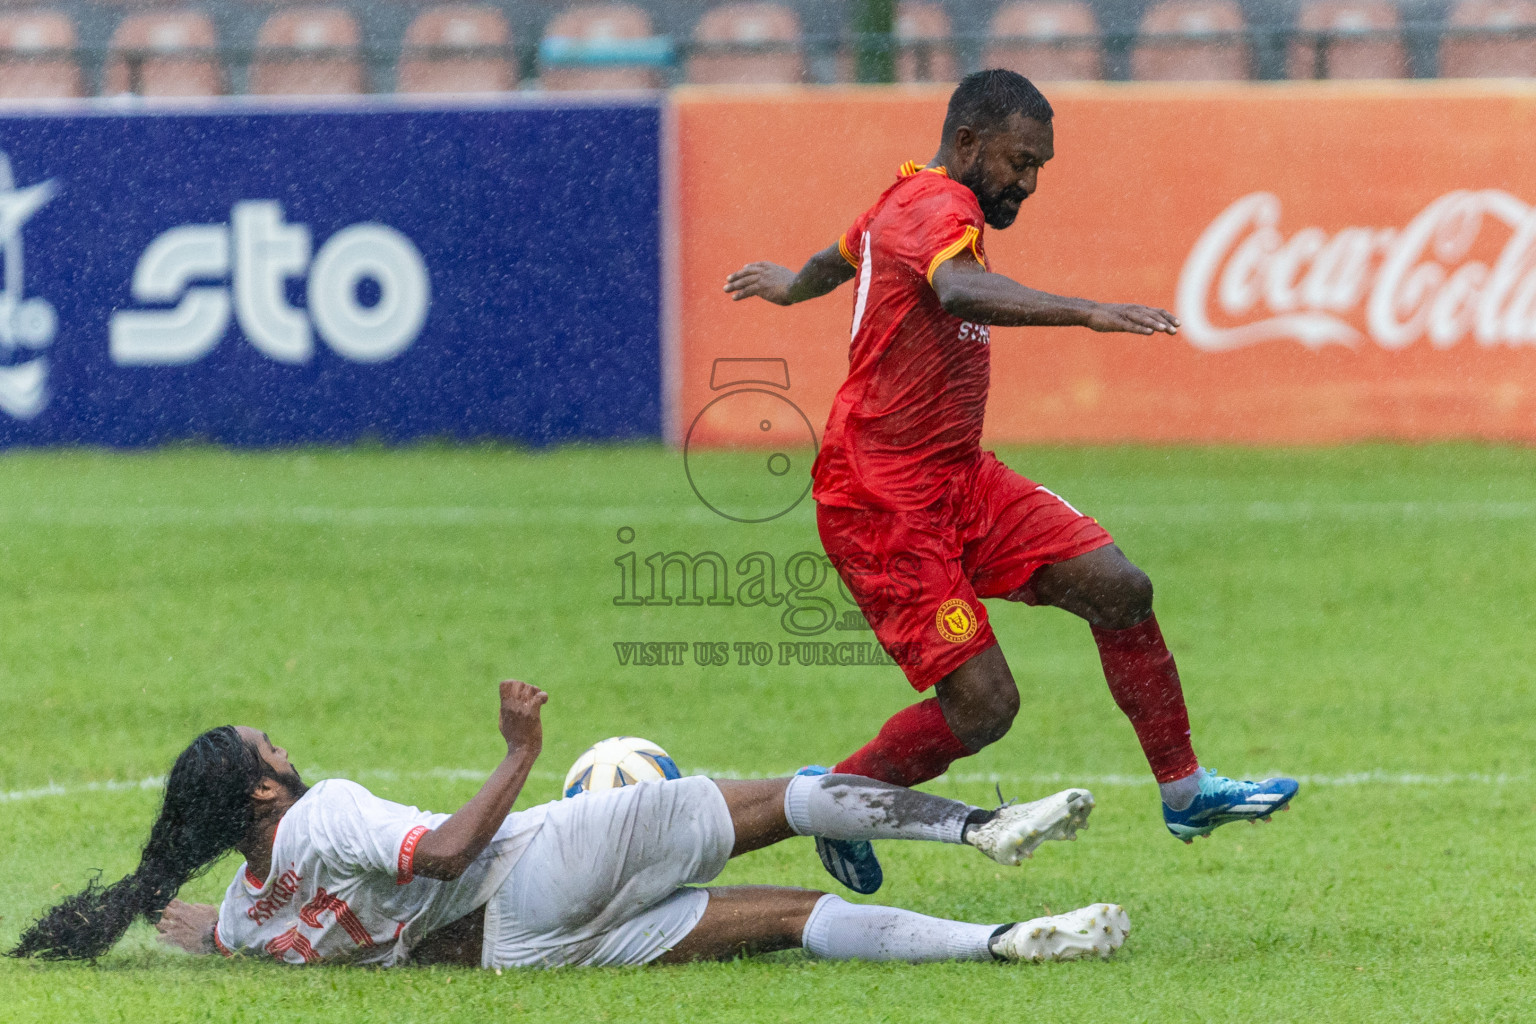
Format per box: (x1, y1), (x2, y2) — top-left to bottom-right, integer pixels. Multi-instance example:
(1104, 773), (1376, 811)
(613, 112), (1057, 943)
(2, 443), (1535, 1023)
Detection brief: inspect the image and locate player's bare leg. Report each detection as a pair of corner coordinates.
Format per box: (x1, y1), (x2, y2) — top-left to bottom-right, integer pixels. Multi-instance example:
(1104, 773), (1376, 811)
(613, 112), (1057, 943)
(656, 886), (822, 962)
(848, 547), (1154, 780)
(712, 778), (797, 855)
(1028, 543), (1153, 630)
(658, 884), (1128, 965)
(933, 643), (1020, 751)
(1030, 543), (1299, 839)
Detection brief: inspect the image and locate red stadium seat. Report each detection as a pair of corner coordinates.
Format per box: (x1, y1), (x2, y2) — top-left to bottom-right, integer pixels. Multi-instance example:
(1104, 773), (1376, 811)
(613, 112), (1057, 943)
(540, 4), (665, 90)
(1132, 0), (1252, 80)
(0, 11), (81, 100)
(688, 2), (805, 85)
(398, 7), (515, 94)
(249, 8), (365, 96)
(1289, 0), (1407, 78)
(1439, 0), (1536, 76)
(984, 1), (1103, 81)
(104, 12), (222, 97)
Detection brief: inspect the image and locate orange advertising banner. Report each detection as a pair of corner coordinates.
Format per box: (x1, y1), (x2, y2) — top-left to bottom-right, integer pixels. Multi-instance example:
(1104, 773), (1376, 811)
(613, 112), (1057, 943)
(672, 83), (1536, 447)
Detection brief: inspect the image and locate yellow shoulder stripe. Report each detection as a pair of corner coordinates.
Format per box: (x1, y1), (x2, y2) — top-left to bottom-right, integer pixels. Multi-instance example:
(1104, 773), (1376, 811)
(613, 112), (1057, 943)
(898, 161), (950, 178)
(926, 226), (984, 285)
(838, 233), (859, 268)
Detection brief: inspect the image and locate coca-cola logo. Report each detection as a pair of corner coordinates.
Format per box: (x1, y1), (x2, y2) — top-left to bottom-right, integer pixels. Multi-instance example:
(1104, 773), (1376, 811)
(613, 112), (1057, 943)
(1177, 191), (1536, 352)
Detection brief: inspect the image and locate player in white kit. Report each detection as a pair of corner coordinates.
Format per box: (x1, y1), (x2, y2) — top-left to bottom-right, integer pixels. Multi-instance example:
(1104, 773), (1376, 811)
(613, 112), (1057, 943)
(10, 682), (1129, 968)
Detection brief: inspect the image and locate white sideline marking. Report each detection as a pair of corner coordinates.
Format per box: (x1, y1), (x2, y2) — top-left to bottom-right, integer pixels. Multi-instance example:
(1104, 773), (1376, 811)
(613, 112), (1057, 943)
(0, 499), (1528, 529)
(0, 505), (725, 528)
(2, 768), (1521, 805)
(1104, 499), (1536, 525)
(0, 776), (168, 803)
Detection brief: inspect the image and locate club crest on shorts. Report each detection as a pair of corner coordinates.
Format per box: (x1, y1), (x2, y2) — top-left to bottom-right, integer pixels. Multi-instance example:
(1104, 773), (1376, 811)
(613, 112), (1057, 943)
(935, 598), (978, 643)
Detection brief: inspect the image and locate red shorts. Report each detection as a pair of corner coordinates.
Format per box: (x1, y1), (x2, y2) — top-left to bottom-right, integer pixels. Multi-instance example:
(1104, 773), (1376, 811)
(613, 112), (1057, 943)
(817, 451), (1113, 691)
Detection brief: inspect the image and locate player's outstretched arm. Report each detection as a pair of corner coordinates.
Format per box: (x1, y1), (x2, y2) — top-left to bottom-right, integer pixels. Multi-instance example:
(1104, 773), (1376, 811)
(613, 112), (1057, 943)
(412, 680), (546, 881)
(724, 244), (855, 306)
(931, 254), (1179, 335)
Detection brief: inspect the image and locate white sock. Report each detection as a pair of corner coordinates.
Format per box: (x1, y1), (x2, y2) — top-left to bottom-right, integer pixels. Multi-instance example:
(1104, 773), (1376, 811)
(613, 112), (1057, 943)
(783, 773), (974, 844)
(1160, 766), (1202, 811)
(801, 894), (998, 962)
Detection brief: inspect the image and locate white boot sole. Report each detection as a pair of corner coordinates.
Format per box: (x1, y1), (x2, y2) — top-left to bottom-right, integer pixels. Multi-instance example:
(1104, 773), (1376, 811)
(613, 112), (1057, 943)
(968, 788), (1095, 866)
(995, 903), (1130, 962)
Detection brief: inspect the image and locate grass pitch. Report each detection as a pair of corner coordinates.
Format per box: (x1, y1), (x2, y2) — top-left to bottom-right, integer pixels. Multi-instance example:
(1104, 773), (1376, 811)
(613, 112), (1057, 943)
(2, 443), (1534, 1023)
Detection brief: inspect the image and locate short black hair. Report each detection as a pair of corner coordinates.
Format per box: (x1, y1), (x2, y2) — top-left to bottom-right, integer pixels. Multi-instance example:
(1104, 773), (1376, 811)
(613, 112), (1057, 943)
(942, 69), (1053, 139)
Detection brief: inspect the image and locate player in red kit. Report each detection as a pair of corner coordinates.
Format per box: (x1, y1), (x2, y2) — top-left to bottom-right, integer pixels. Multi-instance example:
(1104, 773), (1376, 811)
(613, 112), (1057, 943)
(726, 70), (1297, 894)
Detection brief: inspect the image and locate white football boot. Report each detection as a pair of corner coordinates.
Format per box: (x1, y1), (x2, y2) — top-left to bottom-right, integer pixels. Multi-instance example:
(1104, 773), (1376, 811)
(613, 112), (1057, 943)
(964, 788), (1095, 866)
(991, 903), (1130, 962)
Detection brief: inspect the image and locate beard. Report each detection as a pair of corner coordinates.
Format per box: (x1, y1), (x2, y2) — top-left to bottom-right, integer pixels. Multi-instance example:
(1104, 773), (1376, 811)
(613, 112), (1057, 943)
(958, 162), (1028, 229)
(270, 766), (309, 800)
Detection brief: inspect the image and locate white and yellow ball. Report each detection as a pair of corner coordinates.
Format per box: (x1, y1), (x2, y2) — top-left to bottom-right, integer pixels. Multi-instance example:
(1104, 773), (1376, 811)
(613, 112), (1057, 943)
(563, 736), (681, 797)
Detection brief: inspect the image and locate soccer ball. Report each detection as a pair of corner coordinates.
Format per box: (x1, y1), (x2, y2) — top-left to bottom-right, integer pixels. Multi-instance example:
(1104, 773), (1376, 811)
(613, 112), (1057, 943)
(563, 736), (682, 797)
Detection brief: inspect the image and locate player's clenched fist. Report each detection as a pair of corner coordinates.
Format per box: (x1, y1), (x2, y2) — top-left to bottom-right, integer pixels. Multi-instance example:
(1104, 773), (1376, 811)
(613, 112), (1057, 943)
(1085, 302), (1180, 335)
(498, 680), (547, 753)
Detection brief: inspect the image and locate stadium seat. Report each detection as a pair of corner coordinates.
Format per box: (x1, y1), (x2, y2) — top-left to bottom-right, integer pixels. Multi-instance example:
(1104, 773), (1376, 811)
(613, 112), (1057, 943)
(249, 8), (365, 96)
(397, 6), (515, 93)
(1288, 0), (1407, 78)
(1439, 0), (1536, 76)
(0, 12), (81, 100)
(539, 4), (666, 90)
(104, 12), (222, 97)
(894, 1), (957, 82)
(687, 2), (805, 85)
(1131, 0), (1252, 80)
(983, 1), (1103, 81)
(837, 2), (956, 83)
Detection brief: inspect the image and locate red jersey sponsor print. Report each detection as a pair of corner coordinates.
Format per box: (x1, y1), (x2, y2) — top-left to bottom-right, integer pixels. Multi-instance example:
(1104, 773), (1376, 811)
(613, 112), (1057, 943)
(246, 868), (303, 925)
(813, 161), (993, 512)
(299, 887), (375, 948)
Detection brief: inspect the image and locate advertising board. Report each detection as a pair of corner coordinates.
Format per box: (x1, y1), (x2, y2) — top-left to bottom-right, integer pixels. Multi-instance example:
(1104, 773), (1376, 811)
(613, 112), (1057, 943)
(674, 84), (1536, 445)
(0, 99), (663, 445)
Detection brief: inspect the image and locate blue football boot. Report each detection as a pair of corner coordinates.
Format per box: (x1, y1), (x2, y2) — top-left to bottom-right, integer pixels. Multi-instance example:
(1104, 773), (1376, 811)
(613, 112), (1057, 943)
(795, 765), (883, 894)
(1163, 768), (1300, 843)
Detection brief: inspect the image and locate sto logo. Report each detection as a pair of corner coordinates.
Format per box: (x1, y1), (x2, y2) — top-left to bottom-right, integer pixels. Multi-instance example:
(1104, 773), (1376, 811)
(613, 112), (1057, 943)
(110, 201), (430, 367)
(0, 151), (58, 421)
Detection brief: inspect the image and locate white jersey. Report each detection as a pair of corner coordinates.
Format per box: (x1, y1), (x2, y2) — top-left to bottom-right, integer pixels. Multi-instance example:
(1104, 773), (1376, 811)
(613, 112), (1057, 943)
(214, 778), (547, 966)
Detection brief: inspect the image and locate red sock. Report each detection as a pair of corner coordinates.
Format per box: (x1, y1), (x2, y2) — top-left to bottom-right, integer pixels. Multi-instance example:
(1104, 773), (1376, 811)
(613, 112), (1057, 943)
(834, 698), (974, 787)
(1091, 614), (1200, 783)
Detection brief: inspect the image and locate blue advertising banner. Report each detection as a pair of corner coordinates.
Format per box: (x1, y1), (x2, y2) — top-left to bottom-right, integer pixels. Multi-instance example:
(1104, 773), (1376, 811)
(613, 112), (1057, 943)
(0, 99), (662, 445)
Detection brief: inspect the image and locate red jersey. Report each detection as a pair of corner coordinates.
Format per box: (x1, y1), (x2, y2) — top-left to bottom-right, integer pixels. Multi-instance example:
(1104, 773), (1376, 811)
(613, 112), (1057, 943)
(811, 162), (992, 511)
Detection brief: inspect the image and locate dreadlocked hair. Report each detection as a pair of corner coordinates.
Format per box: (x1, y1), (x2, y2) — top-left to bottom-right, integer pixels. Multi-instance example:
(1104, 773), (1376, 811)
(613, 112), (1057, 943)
(8, 726), (265, 961)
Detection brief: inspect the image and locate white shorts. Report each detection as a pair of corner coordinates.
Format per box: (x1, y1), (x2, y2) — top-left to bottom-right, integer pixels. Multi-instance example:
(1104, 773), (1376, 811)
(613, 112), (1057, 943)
(481, 775), (734, 968)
